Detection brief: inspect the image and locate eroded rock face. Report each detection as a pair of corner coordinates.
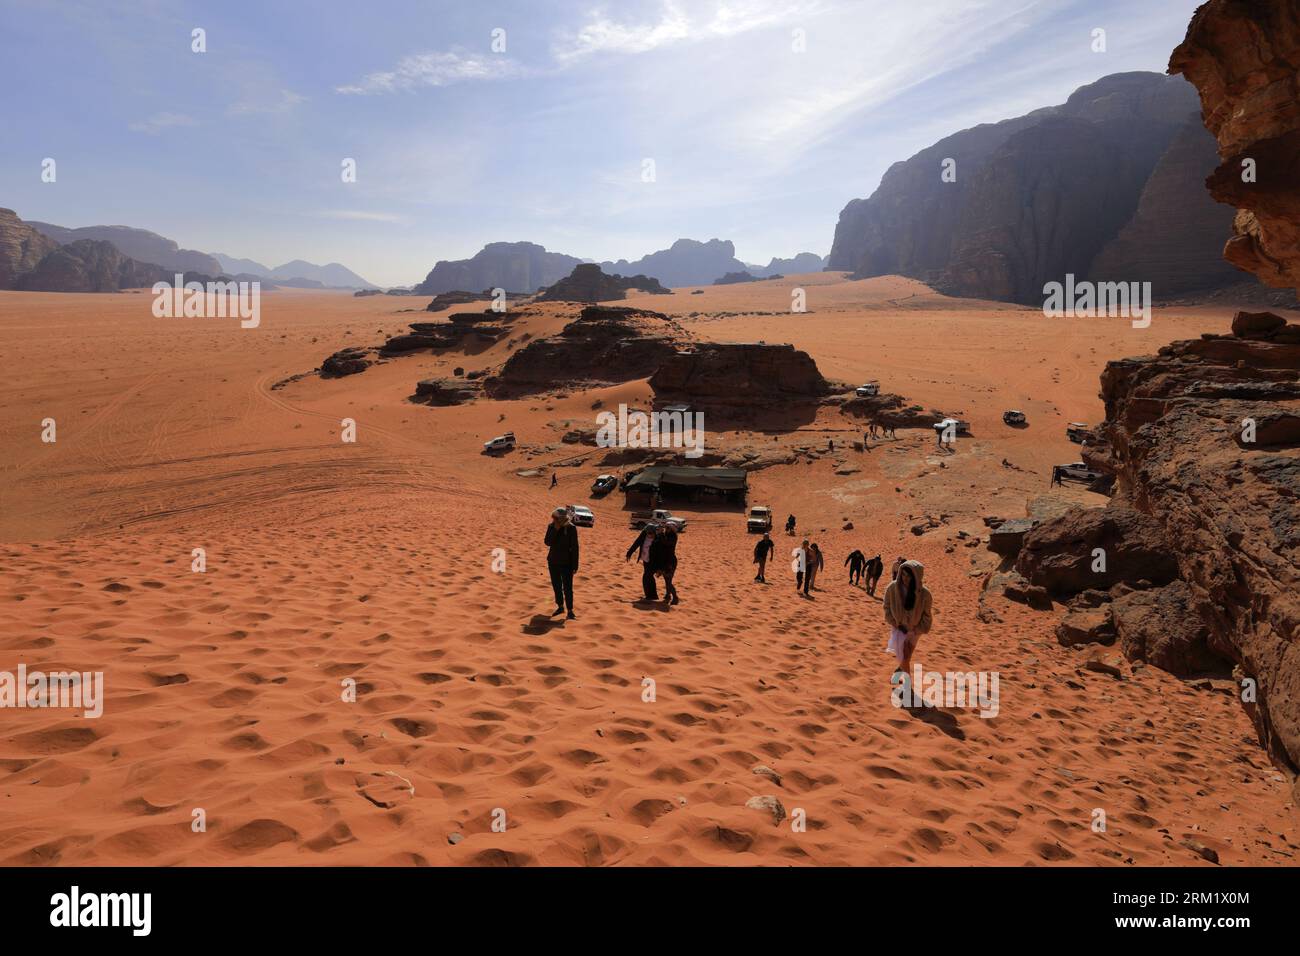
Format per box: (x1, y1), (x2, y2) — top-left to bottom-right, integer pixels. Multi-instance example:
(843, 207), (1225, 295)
(0, 208), (59, 288)
(484, 306), (688, 397)
(828, 72), (1251, 304)
(14, 239), (171, 292)
(1048, 318), (1300, 771)
(1014, 505), (1180, 595)
(649, 342), (832, 406)
(1169, 0), (1300, 290)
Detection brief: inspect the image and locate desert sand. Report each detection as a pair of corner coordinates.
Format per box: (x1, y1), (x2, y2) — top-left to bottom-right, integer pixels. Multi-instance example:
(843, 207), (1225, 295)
(1, 274), (1297, 866)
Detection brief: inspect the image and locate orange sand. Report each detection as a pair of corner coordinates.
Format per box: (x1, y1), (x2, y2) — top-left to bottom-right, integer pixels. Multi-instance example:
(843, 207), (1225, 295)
(1, 275), (1296, 865)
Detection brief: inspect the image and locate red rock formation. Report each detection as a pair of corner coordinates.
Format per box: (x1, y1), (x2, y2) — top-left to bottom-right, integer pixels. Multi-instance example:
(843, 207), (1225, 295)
(649, 342), (832, 406)
(0, 208), (59, 289)
(536, 263), (669, 302)
(1169, 0), (1300, 289)
(484, 306), (688, 397)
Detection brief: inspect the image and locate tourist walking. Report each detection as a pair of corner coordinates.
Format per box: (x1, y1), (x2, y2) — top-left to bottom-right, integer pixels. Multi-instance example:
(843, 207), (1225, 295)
(804, 542), (824, 594)
(626, 523), (661, 601)
(845, 549), (866, 586)
(544, 506), (579, 619)
(753, 532), (774, 583)
(884, 559), (933, 675)
(864, 554), (884, 596)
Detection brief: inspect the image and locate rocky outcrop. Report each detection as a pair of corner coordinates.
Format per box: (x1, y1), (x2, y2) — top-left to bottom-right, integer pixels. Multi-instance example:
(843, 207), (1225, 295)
(321, 347), (375, 377)
(649, 342), (832, 406)
(749, 253), (825, 277)
(414, 242), (582, 296)
(1013, 505), (1180, 595)
(713, 271), (762, 285)
(0, 208), (59, 288)
(484, 306), (688, 397)
(602, 238), (746, 288)
(13, 239), (172, 292)
(829, 72), (1258, 304)
(30, 221), (223, 276)
(536, 263), (669, 302)
(425, 290), (486, 312)
(413, 377), (481, 405)
(1009, 318), (1300, 771)
(839, 392), (945, 430)
(1169, 0), (1300, 290)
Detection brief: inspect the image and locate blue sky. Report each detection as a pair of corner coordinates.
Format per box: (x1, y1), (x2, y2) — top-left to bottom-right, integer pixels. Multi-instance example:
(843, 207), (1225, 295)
(1, 0), (1206, 287)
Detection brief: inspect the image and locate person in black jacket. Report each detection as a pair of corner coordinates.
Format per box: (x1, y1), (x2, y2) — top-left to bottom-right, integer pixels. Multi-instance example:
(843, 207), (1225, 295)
(753, 532), (774, 583)
(655, 524), (680, 605)
(864, 554), (884, 596)
(626, 523), (660, 601)
(544, 507), (579, 619)
(845, 549), (866, 586)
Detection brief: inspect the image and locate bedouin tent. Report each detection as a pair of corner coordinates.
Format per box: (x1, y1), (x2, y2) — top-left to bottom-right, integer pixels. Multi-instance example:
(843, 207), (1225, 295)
(624, 466), (748, 503)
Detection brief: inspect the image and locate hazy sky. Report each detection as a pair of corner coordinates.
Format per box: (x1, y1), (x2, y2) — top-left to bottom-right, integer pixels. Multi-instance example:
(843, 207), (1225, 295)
(1, 0), (1207, 287)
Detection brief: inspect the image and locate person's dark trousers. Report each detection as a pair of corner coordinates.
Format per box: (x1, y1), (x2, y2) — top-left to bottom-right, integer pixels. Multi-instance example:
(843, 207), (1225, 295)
(755, 557), (767, 582)
(662, 562), (679, 603)
(795, 570), (803, 590)
(641, 563), (659, 600)
(549, 561), (574, 612)
(850, 568), (861, 585)
(802, 572), (812, 595)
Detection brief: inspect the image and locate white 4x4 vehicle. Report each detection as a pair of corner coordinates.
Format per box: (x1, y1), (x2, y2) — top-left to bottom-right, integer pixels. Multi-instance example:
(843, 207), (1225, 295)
(934, 418), (971, 437)
(1056, 461), (1102, 482)
(483, 432), (516, 452)
(855, 382), (880, 397)
(567, 505), (595, 527)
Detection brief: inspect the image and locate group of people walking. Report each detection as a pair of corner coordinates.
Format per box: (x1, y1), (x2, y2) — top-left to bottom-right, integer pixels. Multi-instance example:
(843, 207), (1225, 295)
(625, 520), (680, 604)
(546, 505), (933, 677)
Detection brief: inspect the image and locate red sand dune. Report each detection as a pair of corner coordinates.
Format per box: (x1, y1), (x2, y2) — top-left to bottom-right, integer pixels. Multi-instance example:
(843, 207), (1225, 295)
(0, 276), (1296, 865)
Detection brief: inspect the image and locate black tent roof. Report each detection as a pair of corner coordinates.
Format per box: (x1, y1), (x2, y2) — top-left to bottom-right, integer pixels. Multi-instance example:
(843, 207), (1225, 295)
(625, 466), (748, 492)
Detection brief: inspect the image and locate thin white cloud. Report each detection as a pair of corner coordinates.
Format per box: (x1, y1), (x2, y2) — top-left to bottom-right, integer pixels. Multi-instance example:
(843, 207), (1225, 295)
(336, 50), (523, 95)
(554, 0), (816, 62)
(128, 112), (198, 134)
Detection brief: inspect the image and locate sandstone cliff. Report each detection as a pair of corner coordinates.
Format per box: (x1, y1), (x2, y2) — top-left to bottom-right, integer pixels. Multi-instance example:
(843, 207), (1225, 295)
(29, 221), (223, 276)
(0, 207), (59, 289)
(13, 238), (172, 292)
(829, 72), (1254, 304)
(1169, 0), (1300, 290)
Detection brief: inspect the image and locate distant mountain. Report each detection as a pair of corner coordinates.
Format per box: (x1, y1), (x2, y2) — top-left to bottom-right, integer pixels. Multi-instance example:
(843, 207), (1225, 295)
(414, 241), (583, 296)
(748, 253), (826, 278)
(827, 72), (1247, 304)
(601, 238), (746, 288)
(211, 253), (375, 289)
(212, 253), (271, 276)
(1, 208), (176, 292)
(29, 221), (222, 275)
(267, 260), (376, 289)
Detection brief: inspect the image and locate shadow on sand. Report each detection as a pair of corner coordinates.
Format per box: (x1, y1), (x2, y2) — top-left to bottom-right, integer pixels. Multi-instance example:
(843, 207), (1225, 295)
(522, 613), (566, 635)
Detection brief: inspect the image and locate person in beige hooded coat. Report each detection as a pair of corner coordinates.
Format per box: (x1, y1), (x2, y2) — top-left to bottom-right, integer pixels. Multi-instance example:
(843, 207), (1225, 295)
(884, 559), (932, 673)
